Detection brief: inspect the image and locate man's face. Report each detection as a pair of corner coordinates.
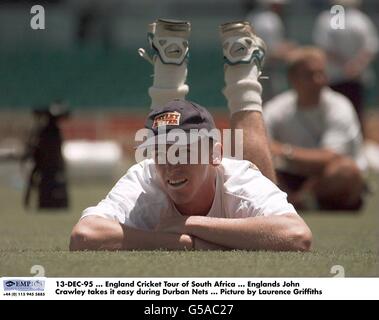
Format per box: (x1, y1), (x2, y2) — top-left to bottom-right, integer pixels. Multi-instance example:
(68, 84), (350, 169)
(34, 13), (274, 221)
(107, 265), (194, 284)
(293, 57), (327, 94)
(153, 142), (216, 206)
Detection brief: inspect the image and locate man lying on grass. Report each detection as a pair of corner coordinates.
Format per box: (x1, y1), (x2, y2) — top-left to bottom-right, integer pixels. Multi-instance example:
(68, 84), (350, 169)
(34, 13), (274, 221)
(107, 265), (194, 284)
(69, 19), (312, 251)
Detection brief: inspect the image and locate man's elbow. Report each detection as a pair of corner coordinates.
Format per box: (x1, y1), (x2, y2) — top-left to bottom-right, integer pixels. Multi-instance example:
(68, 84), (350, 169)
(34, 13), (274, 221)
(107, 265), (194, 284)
(290, 226), (312, 252)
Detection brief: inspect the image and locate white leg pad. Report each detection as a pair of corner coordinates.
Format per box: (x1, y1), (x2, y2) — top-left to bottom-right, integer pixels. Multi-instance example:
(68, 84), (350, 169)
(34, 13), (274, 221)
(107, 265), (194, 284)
(149, 60), (189, 109)
(149, 85), (189, 109)
(223, 64), (263, 114)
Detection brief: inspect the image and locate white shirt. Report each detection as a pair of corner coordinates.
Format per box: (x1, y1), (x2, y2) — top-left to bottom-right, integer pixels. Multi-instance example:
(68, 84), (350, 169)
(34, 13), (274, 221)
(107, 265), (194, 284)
(313, 8), (379, 83)
(264, 87), (367, 170)
(81, 158), (296, 230)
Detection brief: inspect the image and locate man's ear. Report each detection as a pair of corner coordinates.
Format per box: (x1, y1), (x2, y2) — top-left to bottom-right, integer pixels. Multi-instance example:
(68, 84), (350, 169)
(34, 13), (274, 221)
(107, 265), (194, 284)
(212, 142), (223, 166)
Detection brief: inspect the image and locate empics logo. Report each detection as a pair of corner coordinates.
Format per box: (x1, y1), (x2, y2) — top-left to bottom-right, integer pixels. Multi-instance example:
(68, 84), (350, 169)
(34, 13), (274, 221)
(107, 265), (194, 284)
(3, 279), (45, 291)
(4, 281), (16, 288)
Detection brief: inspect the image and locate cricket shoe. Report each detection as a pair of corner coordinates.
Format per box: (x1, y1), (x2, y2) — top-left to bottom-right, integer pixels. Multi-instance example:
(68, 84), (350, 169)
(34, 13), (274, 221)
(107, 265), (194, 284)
(138, 19), (191, 65)
(220, 21), (266, 73)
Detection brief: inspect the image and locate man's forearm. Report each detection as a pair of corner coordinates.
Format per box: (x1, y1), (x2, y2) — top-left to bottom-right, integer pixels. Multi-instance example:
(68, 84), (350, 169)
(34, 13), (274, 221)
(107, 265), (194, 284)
(271, 141), (340, 176)
(183, 214), (312, 251)
(69, 216), (193, 251)
(193, 237), (228, 250)
(123, 226), (193, 251)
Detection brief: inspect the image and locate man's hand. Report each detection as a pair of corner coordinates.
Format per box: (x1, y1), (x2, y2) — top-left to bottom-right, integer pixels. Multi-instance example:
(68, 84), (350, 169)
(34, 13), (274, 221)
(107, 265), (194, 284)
(177, 234), (194, 250)
(155, 214), (189, 234)
(155, 215), (228, 250)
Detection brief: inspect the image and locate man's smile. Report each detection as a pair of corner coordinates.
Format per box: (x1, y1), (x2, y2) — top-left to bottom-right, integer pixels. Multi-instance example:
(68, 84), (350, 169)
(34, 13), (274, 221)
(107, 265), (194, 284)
(167, 178), (188, 189)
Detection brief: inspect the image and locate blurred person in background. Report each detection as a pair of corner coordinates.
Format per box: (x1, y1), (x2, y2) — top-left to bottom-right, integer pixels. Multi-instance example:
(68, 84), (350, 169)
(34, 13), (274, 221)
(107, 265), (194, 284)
(313, 0), (379, 127)
(23, 103), (70, 210)
(264, 47), (367, 211)
(245, 0), (297, 101)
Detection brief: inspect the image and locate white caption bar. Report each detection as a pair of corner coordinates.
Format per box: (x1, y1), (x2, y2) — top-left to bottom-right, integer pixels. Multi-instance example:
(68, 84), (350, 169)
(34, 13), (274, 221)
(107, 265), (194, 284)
(1, 278), (379, 300)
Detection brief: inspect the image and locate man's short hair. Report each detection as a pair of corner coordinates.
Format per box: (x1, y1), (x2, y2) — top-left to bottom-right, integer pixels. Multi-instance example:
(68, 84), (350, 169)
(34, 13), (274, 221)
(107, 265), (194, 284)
(287, 46), (326, 77)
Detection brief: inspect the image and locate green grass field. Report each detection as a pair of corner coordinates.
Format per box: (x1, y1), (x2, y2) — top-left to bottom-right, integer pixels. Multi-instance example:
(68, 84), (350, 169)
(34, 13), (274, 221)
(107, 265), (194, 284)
(0, 177), (378, 278)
